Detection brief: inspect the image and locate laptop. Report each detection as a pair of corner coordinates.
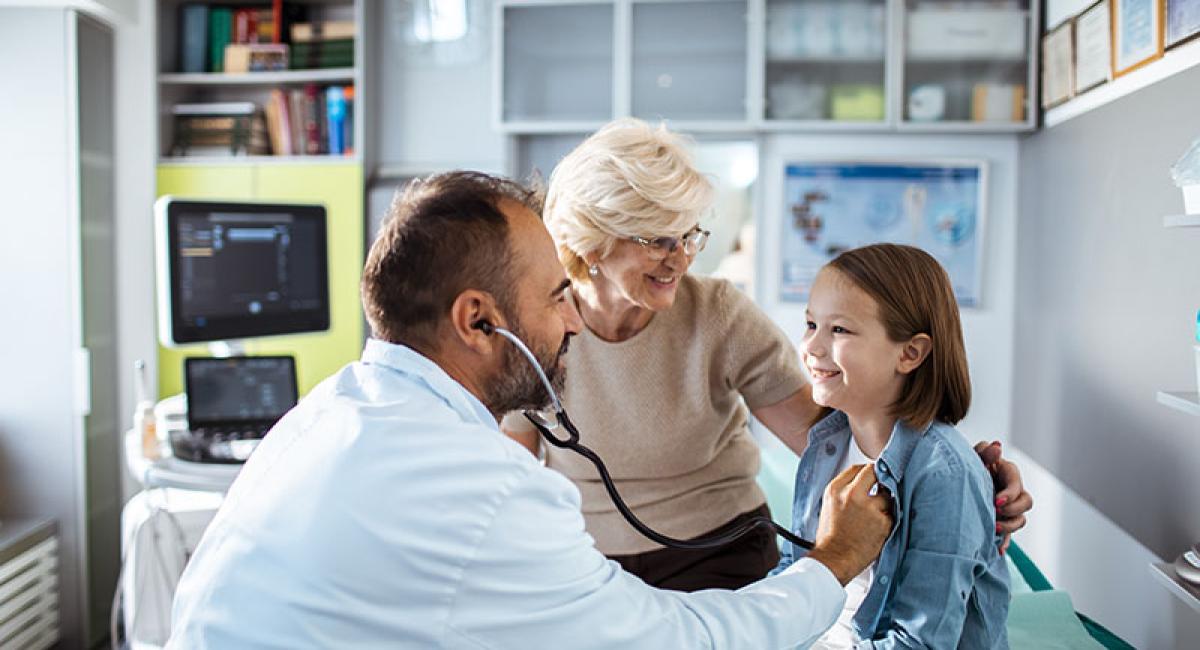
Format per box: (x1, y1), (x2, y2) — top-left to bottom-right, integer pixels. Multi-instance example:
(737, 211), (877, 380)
(171, 356), (298, 464)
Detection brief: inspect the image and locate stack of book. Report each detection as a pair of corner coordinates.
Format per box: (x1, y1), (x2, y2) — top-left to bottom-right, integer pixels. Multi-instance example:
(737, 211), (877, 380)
(263, 84), (355, 156)
(177, 1), (310, 73)
(171, 102), (270, 157)
(289, 21), (355, 69)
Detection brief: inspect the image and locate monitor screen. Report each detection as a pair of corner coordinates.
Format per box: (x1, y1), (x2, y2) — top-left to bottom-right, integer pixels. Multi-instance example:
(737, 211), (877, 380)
(185, 356), (298, 428)
(157, 198), (330, 345)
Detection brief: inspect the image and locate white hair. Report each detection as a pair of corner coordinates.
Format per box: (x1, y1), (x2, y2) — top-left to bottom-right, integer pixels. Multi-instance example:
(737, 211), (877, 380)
(544, 118), (716, 281)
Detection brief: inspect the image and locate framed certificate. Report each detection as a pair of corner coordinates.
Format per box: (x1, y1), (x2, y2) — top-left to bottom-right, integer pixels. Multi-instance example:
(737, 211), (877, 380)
(1076, 0), (1113, 92)
(1113, 0), (1165, 77)
(1042, 22), (1074, 108)
(1167, 0), (1200, 47)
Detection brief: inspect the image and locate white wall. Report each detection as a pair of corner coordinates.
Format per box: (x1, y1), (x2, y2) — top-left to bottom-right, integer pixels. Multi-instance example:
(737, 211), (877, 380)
(1011, 448), (1200, 648)
(757, 134), (1019, 445)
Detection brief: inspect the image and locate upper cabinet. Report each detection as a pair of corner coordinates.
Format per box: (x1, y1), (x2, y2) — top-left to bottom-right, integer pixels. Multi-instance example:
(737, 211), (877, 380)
(764, 0), (888, 126)
(500, 2), (614, 128)
(631, 0), (749, 124)
(899, 0), (1035, 129)
(495, 0), (1037, 133)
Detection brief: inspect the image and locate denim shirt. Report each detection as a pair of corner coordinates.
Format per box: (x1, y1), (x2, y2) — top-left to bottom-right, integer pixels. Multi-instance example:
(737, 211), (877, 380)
(774, 411), (1010, 649)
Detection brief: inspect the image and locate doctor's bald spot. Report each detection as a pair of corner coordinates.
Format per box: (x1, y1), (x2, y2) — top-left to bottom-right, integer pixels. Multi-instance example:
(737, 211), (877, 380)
(361, 171), (543, 351)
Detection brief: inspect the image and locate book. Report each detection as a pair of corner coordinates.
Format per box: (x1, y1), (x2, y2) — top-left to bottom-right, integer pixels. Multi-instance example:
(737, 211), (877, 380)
(179, 4), (208, 73)
(265, 89), (293, 155)
(290, 21), (356, 43)
(303, 84), (322, 155)
(224, 43), (289, 73)
(208, 8), (233, 72)
(342, 85), (354, 155)
(233, 8), (257, 44)
(172, 101), (257, 116)
(325, 86), (346, 155)
(288, 88), (307, 154)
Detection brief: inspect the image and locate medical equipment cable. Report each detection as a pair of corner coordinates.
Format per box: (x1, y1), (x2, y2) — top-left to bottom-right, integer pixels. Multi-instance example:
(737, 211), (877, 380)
(483, 322), (814, 552)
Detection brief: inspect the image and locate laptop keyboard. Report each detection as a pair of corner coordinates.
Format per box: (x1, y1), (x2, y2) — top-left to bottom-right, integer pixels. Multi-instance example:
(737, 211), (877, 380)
(170, 423), (274, 464)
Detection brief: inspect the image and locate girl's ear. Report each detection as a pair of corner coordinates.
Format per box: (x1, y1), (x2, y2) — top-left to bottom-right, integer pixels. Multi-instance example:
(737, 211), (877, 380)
(896, 334), (932, 375)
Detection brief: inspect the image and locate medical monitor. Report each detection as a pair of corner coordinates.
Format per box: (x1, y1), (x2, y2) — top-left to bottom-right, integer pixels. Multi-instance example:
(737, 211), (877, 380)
(156, 197), (330, 346)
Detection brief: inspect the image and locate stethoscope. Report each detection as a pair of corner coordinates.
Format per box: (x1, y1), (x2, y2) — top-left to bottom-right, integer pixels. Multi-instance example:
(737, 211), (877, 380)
(478, 321), (814, 552)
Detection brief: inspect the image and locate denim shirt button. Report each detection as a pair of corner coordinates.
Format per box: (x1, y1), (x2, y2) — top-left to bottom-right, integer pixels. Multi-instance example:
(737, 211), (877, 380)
(825, 442), (837, 456)
(878, 575), (889, 585)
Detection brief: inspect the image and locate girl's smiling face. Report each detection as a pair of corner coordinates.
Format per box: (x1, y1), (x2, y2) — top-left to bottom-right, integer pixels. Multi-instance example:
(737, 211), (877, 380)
(801, 268), (911, 418)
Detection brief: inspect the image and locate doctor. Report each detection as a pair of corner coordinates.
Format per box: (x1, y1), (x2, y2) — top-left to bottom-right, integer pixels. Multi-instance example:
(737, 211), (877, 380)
(167, 171), (893, 649)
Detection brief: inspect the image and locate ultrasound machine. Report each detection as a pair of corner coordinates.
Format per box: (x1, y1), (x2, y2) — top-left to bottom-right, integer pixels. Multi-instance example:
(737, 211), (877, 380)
(155, 197), (329, 464)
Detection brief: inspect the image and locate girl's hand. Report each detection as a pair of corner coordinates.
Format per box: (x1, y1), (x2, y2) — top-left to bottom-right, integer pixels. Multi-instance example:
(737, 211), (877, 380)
(974, 440), (1033, 555)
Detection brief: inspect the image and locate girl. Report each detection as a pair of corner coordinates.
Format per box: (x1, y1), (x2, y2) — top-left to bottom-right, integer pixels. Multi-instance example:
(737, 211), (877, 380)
(775, 244), (1009, 648)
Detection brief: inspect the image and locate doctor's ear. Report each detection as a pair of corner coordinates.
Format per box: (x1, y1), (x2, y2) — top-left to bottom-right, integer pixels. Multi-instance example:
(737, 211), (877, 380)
(896, 334), (932, 375)
(449, 290), (503, 352)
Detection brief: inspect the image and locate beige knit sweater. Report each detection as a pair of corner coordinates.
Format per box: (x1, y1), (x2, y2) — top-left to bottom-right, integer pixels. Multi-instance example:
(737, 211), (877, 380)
(504, 274), (806, 555)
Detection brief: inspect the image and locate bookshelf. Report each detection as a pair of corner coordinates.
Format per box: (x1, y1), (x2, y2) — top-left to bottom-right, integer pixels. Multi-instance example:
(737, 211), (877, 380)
(153, 0), (370, 400)
(156, 0), (364, 163)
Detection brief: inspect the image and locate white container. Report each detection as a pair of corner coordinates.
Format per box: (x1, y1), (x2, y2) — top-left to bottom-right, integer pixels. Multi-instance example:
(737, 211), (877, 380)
(1183, 184), (1200, 215)
(907, 9), (1028, 60)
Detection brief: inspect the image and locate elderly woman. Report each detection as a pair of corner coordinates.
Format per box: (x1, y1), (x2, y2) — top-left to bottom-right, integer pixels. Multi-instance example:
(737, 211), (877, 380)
(504, 118), (1031, 591)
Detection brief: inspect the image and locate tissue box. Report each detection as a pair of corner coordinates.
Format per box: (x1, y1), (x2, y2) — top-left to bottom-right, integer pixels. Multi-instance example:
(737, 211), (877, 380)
(907, 9), (1028, 59)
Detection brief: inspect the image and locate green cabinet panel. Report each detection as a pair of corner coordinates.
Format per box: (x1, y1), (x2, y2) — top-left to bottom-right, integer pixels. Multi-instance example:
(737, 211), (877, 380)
(155, 162), (364, 398)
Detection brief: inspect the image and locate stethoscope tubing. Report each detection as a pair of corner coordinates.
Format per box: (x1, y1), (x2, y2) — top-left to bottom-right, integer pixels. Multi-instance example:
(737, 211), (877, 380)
(489, 325), (814, 552)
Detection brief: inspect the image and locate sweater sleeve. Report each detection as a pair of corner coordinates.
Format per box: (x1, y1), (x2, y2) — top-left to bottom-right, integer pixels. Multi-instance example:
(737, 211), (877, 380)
(714, 279), (808, 410)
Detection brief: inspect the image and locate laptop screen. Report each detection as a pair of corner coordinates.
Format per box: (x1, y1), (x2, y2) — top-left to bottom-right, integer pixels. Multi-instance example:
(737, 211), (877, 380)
(185, 356), (298, 429)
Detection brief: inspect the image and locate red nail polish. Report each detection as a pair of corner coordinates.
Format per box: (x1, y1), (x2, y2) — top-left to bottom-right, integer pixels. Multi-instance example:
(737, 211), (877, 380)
(995, 524), (1002, 533)
(995, 497), (1007, 507)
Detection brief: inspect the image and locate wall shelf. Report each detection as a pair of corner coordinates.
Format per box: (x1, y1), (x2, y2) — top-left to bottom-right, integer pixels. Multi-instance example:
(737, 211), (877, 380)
(158, 154), (360, 166)
(1164, 214), (1200, 228)
(1150, 562), (1200, 614)
(159, 68), (356, 86)
(1045, 37), (1200, 129)
(1156, 391), (1200, 417)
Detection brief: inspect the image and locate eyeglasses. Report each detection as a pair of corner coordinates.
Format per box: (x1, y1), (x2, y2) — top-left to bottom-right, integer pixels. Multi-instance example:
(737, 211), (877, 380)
(629, 227), (710, 261)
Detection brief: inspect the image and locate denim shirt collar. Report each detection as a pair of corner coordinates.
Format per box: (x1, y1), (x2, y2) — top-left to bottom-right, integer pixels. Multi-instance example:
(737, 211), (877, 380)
(360, 338), (499, 432)
(807, 410), (931, 487)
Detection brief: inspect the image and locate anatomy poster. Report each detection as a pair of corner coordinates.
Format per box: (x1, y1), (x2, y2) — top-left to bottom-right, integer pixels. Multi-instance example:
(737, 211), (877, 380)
(780, 162), (985, 306)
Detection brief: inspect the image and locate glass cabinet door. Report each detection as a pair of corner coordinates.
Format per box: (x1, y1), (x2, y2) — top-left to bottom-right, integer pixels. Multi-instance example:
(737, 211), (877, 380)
(502, 3), (614, 123)
(631, 0), (749, 123)
(901, 0), (1034, 127)
(764, 0), (888, 124)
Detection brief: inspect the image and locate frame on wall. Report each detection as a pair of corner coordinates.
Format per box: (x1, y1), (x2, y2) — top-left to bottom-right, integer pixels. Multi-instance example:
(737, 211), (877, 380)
(778, 160), (987, 307)
(1166, 0), (1200, 47)
(1112, 0), (1165, 77)
(1075, 0), (1113, 93)
(1042, 20), (1075, 107)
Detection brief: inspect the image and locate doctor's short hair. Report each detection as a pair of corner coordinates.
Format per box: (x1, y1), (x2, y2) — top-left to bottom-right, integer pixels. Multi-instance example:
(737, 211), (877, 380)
(544, 118), (715, 282)
(361, 171), (542, 350)
(825, 244), (971, 429)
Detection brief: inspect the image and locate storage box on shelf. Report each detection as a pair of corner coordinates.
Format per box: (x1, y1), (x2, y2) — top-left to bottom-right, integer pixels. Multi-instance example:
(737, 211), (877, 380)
(157, 0), (363, 163)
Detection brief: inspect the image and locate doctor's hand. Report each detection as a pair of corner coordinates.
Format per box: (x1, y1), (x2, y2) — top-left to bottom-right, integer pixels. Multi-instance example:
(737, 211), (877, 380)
(806, 464), (893, 586)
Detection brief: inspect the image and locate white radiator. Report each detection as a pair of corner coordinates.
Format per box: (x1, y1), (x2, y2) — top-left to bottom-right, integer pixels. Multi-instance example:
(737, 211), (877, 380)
(0, 534), (59, 650)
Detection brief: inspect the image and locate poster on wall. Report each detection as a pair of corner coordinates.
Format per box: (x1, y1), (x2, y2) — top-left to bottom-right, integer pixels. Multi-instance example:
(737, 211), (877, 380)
(779, 161), (986, 306)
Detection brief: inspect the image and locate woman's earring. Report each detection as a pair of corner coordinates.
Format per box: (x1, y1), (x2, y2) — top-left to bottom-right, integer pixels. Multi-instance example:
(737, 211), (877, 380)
(588, 264), (599, 277)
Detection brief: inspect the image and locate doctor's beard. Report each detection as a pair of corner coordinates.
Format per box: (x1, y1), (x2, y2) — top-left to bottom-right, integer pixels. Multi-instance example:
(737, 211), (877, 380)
(483, 320), (571, 416)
